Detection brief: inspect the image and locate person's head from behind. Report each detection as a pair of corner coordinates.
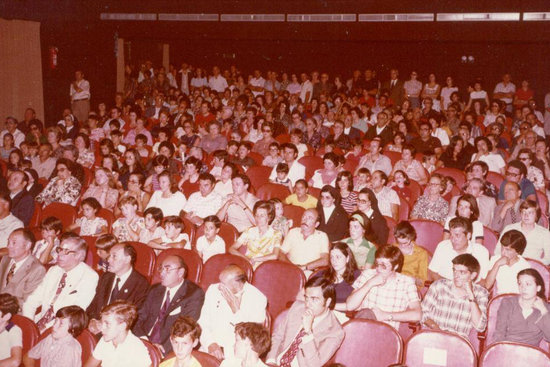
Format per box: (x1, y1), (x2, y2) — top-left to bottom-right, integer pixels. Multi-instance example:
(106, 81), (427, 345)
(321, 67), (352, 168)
(304, 276), (336, 315)
(164, 215), (184, 240)
(53, 305), (88, 340)
(0, 293), (19, 323)
(99, 300), (138, 342)
(452, 253), (480, 285)
(499, 229), (526, 263)
(375, 246), (404, 275)
(95, 234), (117, 261)
(517, 268), (546, 301)
(234, 322), (271, 360)
(203, 215), (221, 241)
(159, 255), (187, 288)
(170, 316), (202, 361)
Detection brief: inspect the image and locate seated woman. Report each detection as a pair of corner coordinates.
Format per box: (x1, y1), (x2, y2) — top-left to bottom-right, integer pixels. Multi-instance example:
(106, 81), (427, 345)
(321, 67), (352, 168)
(410, 173), (449, 224)
(0, 294), (22, 367)
(36, 158), (81, 207)
(177, 156), (202, 193)
(341, 212), (377, 270)
(144, 155), (169, 193)
(229, 200), (282, 268)
(443, 194), (484, 245)
(391, 144), (428, 186)
(470, 136), (506, 175)
(316, 185), (349, 243)
(438, 136), (469, 171)
(75, 133), (95, 169)
(200, 121), (228, 154)
(356, 188), (389, 246)
(219, 322), (271, 367)
(116, 172), (150, 216)
(388, 169), (412, 205)
(337, 171), (358, 215)
(309, 152), (340, 189)
(118, 148), (145, 191)
(493, 268), (550, 347)
(123, 116), (153, 147)
(147, 170), (187, 217)
(82, 167), (119, 211)
(392, 221), (429, 288)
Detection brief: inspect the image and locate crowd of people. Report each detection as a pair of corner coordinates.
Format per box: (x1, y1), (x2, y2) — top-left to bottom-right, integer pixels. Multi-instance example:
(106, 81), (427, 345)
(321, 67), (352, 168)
(1, 62), (550, 366)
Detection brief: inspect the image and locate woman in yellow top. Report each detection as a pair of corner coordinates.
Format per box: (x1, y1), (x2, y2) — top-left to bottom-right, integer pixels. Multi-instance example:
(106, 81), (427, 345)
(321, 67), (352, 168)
(392, 221), (429, 288)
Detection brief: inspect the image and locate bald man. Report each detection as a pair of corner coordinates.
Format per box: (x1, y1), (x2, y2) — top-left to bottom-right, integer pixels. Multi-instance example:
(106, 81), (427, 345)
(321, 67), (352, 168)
(198, 265), (267, 360)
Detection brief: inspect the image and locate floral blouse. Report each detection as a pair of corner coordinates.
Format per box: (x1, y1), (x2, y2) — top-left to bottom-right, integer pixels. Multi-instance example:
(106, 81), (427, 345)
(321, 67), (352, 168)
(76, 149), (95, 168)
(76, 216), (108, 236)
(112, 216), (145, 242)
(36, 176), (81, 207)
(411, 195), (449, 223)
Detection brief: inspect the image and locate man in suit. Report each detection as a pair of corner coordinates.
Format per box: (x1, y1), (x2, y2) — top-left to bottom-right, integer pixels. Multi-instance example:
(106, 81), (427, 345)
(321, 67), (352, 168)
(0, 228), (45, 307)
(8, 170), (34, 226)
(380, 68), (404, 108)
(145, 94), (170, 120)
(133, 255), (204, 356)
(266, 276), (344, 367)
(364, 111), (394, 147)
(23, 234), (99, 331)
(87, 243), (149, 333)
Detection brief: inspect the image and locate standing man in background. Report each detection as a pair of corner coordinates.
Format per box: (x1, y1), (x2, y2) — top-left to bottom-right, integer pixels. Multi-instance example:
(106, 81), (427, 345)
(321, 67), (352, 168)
(70, 70), (90, 123)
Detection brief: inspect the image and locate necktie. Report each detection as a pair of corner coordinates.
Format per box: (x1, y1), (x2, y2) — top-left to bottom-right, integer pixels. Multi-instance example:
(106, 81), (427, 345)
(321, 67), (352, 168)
(37, 272), (67, 331)
(510, 207), (517, 223)
(109, 277), (121, 304)
(279, 328), (307, 367)
(5, 263), (16, 286)
(150, 290), (171, 343)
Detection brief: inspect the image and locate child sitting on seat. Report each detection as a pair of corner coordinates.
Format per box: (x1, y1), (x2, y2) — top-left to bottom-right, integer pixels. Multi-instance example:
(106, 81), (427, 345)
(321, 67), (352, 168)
(95, 234), (117, 273)
(148, 215), (190, 252)
(139, 207), (165, 244)
(67, 197), (108, 236)
(33, 216), (63, 265)
(195, 215), (226, 262)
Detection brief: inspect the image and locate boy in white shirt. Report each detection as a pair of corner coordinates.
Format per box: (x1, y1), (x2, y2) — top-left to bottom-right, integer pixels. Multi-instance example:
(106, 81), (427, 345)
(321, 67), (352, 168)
(139, 207), (165, 244)
(195, 215), (226, 262)
(148, 215), (190, 252)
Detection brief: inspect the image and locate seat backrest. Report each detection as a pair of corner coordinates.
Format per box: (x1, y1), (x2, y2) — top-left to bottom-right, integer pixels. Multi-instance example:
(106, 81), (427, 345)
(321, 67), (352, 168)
(11, 314), (40, 353)
(180, 181), (200, 199)
(41, 202), (78, 230)
(484, 293), (516, 348)
(526, 258), (550, 299)
(256, 182), (291, 201)
(398, 195), (410, 222)
(479, 342), (550, 367)
(332, 319), (403, 367)
(194, 221), (239, 251)
(298, 155), (324, 181)
(180, 215), (197, 246)
(407, 179), (423, 205)
(483, 226), (499, 256)
(199, 253), (254, 291)
(252, 260), (305, 319)
(77, 329), (97, 365)
(384, 150), (402, 166)
(434, 167), (467, 189)
(29, 204), (42, 228)
(246, 165), (273, 191)
(405, 329), (477, 367)
(153, 248), (203, 284)
(191, 350), (221, 366)
(126, 241), (157, 281)
(97, 208), (115, 230)
(142, 338), (162, 367)
(536, 190), (548, 216)
(283, 204), (305, 229)
(384, 216), (398, 245)
(486, 171), (504, 190)
(409, 219), (444, 255)
(82, 235), (99, 268)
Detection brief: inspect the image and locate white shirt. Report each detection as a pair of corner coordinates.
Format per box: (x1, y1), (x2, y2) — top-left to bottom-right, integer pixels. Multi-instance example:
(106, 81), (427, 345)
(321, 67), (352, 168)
(428, 240), (490, 280)
(214, 180), (233, 197)
(496, 222), (550, 265)
(196, 235), (226, 262)
(0, 129), (25, 148)
(374, 187), (400, 218)
(487, 255), (530, 295)
(93, 331), (151, 367)
(269, 161), (305, 186)
(300, 80), (313, 103)
(146, 190), (187, 217)
(473, 153), (505, 173)
(70, 79), (90, 101)
(0, 324), (22, 360)
(209, 75), (228, 93)
(493, 82), (516, 105)
(184, 191), (223, 219)
(249, 77), (266, 97)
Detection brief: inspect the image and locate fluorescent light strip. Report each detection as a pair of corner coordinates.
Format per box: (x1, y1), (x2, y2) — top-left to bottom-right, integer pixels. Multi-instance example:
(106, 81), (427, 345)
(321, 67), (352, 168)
(523, 12), (550, 21)
(358, 13), (434, 22)
(287, 14), (356, 22)
(220, 14), (285, 22)
(100, 13), (157, 21)
(158, 13), (218, 21)
(437, 13), (520, 21)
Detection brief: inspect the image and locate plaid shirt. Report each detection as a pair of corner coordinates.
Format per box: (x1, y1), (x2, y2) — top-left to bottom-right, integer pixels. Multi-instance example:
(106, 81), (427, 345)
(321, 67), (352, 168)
(421, 279), (489, 337)
(353, 269), (419, 329)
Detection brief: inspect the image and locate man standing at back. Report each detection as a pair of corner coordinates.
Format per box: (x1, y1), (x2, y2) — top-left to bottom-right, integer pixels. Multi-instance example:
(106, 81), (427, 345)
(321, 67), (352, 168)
(70, 70), (90, 123)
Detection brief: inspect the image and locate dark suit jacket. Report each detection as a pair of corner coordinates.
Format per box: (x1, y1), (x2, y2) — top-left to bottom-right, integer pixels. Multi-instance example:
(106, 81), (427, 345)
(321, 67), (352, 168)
(364, 123), (394, 148)
(134, 280), (204, 354)
(381, 79), (405, 107)
(11, 190), (34, 226)
(345, 126), (362, 142)
(145, 106), (170, 119)
(87, 269), (150, 320)
(316, 204), (349, 242)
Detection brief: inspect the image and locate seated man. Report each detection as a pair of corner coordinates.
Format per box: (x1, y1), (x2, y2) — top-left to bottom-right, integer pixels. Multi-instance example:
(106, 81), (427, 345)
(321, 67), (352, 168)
(133, 255), (204, 356)
(23, 234), (98, 331)
(198, 265), (267, 360)
(7, 170), (34, 226)
(159, 316), (202, 367)
(31, 143), (56, 179)
(0, 229), (45, 307)
(0, 192), (24, 257)
(490, 181), (522, 232)
(87, 243), (150, 334)
(183, 173), (223, 226)
(346, 246), (421, 330)
(497, 160), (537, 203)
(355, 138), (392, 176)
(421, 254), (489, 338)
(85, 300), (151, 367)
(428, 217), (490, 282)
(217, 174), (259, 233)
(266, 277), (344, 367)
(279, 208), (330, 273)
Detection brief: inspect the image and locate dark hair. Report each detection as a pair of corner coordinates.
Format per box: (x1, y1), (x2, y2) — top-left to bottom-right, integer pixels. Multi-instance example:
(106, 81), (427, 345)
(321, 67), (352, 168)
(507, 159), (527, 177)
(474, 136), (493, 152)
(159, 141), (175, 157)
(320, 185), (342, 206)
(500, 229), (527, 255)
(152, 155), (169, 168)
(0, 293), (19, 317)
(41, 216), (63, 233)
(402, 143), (417, 156)
(185, 156), (203, 171)
(75, 133), (90, 149)
(456, 194), (479, 221)
(203, 215), (221, 228)
(394, 221), (417, 241)
(95, 234), (117, 251)
(295, 178), (308, 188)
(144, 207), (164, 223)
(118, 243), (138, 266)
(336, 171), (354, 192)
(519, 199), (541, 221)
(276, 162), (289, 174)
(233, 173), (251, 189)
(81, 197), (102, 213)
(198, 172), (216, 185)
(393, 170), (410, 186)
(253, 200), (276, 225)
(517, 268), (546, 299)
(280, 142), (298, 156)
(375, 246), (404, 272)
(326, 242), (358, 284)
(448, 216), (473, 235)
(56, 305), (88, 337)
(469, 161), (489, 178)
(305, 276), (336, 309)
(452, 253), (480, 277)
(234, 322), (271, 356)
(164, 215), (184, 231)
(323, 152), (340, 167)
(170, 316), (202, 341)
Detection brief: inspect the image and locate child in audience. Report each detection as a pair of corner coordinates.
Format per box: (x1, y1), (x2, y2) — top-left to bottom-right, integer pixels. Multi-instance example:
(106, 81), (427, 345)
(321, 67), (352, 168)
(26, 305), (87, 367)
(110, 129), (127, 155)
(345, 138), (365, 161)
(214, 162), (237, 197)
(134, 134), (150, 158)
(210, 150), (229, 181)
(422, 150), (437, 174)
(148, 215), (190, 252)
(112, 196), (145, 242)
(284, 179), (318, 210)
(0, 294), (22, 367)
(269, 198), (292, 237)
(353, 167), (371, 192)
(144, 155), (169, 192)
(33, 216), (63, 265)
(88, 114), (105, 147)
(67, 197), (108, 236)
(152, 128), (171, 155)
(226, 140), (239, 159)
(290, 129), (307, 159)
(388, 169), (411, 204)
(262, 142), (282, 168)
(95, 234), (117, 273)
(272, 162), (293, 191)
(139, 206), (165, 244)
(232, 141), (255, 170)
(219, 322), (271, 367)
(159, 316), (202, 367)
(195, 215), (226, 262)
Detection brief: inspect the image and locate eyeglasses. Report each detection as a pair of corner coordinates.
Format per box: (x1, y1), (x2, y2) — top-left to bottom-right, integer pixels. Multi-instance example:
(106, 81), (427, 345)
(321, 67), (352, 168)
(157, 265), (182, 274)
(506, 171), (520, 177)
(519, 157), (530, 161)
(128, 179), (140, 184)
(358, 199), (369, 204)
(56, 247), (77, 255)
(262, 129), (271, 133)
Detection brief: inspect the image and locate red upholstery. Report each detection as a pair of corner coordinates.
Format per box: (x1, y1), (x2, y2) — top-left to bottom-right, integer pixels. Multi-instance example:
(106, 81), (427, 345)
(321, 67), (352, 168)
(199, 253), (254, 291)
(252, 260), (305, 319)
(308, 187), (321, 199)
(142, 338), (163, 367)
(384, 215), (398, 245)
(246, 166), (273, 191)
(194, 221), (239, 251)
(483, 226), (499, 256)
(40, 202), (78, 230)
(29, 204), (42, 228)
(153, 248), (202, 284)
(536, 190), (548, 216)
(434, 167), (467, 189)
(82, 166), (93, 189)
(283, 204), (305, 228)
(483, 294), (515, 350)
(398, 195), (410, 222)
(275, 134), (290, 144)
(479, 342), (550, 367)
(180, 181), (200, 198)
(97, 208), (115, 230)
(526, 258), (550, 300)
(486, 172), (504, 190)
(404, 329), (477, 367)
(407, 179), (423, 205)
(126, 241), (157, 281)
(298, 155), (324, 181)
(191, 350), (221, 366)
(409, 219), (444, 255)
(36, 328), (97, 366)
(247, 151), (265, 166)
(11, 314), (39, 353)
(331, 319), (403, 367)
(256, 182), (291, 201)
(82, 235), (100, 268)
(384, 150), (402, 166)
(180, 215), (197, 246)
